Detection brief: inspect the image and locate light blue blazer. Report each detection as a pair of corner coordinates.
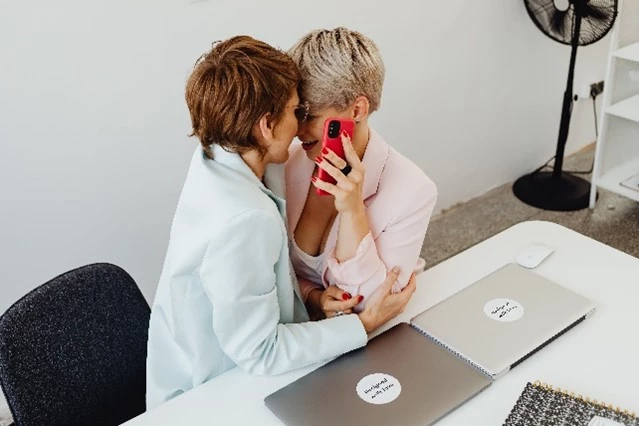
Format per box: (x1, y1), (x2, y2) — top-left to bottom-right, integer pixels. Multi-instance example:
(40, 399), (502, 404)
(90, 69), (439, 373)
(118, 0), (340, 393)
(146, 144), (367, 409)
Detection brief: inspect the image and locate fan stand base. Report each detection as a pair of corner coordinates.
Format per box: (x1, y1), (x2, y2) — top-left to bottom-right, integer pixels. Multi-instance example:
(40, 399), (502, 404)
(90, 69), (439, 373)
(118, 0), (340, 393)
(512, 171), (594, 211)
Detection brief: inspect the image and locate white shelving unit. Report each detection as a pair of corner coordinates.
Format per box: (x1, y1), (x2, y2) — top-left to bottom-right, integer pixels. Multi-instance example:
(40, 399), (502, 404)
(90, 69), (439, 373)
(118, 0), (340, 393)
(613, 41), (639, 60)
(606, 94), (639, 122)
(590, 0), (639, 207)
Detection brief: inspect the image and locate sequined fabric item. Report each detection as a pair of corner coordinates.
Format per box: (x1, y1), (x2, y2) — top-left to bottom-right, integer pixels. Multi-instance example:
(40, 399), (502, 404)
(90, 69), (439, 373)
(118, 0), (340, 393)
(504, 381), (639, 426)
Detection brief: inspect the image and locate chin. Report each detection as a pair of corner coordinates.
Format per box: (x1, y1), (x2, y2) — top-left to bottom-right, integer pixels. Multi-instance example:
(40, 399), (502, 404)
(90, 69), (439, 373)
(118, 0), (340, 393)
(304, 145), (322, 161)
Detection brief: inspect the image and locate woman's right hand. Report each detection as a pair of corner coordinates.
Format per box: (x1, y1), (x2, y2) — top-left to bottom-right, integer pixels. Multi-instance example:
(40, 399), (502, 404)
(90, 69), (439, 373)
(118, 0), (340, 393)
(312, 131), (366, 215)
(357, 267), (416, 333)
(307, 286), (362, 320)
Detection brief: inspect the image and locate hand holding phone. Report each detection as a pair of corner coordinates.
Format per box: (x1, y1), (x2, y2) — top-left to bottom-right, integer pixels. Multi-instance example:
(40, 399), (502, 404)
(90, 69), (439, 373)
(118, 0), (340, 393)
(316, 117), (355, 195)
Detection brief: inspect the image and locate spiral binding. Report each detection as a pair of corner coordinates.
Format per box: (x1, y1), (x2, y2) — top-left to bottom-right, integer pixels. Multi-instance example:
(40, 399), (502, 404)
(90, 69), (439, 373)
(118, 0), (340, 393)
(532, 380), (637, 419)
(409, 323), (495, 379)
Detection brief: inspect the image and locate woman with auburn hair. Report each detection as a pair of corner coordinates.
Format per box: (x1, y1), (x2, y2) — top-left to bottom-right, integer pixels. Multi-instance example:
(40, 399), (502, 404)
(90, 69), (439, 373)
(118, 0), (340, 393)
(286, 28), (438, 320)
(145, 35), (415, 409)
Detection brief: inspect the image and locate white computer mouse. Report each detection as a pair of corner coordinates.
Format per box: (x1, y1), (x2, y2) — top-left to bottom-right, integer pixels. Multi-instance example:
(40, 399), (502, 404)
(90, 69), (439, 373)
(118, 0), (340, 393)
(516, 243), (555, 269)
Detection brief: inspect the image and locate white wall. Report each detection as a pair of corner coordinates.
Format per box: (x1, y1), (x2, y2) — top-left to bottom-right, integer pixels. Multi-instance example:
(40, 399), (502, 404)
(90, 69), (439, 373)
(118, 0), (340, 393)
(0, 1), (608, 314)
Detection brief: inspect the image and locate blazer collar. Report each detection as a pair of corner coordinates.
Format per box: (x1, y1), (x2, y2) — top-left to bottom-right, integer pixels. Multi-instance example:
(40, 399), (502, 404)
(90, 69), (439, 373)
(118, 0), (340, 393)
(208, 144), (285, 202)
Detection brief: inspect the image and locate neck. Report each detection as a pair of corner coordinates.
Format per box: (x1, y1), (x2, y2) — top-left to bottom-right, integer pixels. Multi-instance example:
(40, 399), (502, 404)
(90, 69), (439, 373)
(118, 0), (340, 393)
(352, 122), (371, 160)
(240, 150), (267, 181)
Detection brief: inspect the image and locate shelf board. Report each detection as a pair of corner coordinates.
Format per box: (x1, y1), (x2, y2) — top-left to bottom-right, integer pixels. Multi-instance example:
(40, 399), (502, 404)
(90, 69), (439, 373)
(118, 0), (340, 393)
(613, 41), (639, 62)
(595, 157), (639, 202)
(606, 94), (639, 123)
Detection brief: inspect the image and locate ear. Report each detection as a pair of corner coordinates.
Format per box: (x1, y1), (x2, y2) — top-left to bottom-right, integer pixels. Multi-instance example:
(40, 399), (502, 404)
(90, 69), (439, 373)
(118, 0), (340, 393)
(352, 96), (370, 123)
(257, 112), (275, 141)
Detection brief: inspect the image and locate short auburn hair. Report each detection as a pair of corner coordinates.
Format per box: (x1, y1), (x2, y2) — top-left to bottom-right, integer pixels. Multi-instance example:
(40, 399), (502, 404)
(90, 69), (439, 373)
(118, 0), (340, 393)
(186, 36), (300, 157)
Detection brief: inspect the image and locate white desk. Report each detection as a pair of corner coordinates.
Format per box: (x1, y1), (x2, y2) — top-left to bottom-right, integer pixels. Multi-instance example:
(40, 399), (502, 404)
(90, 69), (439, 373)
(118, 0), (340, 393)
(124, 221), (639, 425)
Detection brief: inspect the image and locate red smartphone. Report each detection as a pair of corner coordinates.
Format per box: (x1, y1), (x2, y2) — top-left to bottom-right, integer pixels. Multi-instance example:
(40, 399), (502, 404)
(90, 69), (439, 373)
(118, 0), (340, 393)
(316, 117), (355, 195)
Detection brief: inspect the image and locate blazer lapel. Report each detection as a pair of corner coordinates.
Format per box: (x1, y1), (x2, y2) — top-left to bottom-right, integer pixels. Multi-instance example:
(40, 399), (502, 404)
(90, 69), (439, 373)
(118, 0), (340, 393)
(285, 145), (315, 234)
(361, 128), (390, 202)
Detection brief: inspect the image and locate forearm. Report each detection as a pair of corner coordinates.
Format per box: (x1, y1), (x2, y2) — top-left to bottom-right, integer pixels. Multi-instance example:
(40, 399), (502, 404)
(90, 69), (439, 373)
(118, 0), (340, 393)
(326, 195), (435, 303)
(219, 311), (367, 375)
(335, 205), (370, 263)
(325, 233), (387, 309)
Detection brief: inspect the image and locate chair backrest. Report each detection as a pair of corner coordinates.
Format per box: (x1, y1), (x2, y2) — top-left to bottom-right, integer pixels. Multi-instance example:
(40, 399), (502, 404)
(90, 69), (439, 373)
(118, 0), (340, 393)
(0, 263), (150, 426)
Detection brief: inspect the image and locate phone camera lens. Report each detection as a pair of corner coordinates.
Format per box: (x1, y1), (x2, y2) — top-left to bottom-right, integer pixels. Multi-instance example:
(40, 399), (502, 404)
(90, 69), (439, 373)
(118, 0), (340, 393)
(328, 120), (340, 138)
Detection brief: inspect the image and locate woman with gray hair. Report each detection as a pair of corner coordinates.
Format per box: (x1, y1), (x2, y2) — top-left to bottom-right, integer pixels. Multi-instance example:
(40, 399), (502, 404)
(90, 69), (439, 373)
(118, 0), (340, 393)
(286, 27), (438, 320)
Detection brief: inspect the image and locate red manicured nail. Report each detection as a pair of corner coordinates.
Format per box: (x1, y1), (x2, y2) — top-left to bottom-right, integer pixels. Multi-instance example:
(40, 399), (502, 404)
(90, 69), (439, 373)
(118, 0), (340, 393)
(342, 293), (352, 300)
(314, 157), (322, 164)
(321, 147), (329, 155)
(311, 176), (317, 183)
(358, 295), (364, 303)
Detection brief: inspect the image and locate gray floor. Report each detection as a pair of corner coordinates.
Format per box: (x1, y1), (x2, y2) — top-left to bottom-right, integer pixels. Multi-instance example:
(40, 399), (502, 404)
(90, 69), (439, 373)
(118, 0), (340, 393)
(421, 145), (639, 269)
(0, 146), (637, 426)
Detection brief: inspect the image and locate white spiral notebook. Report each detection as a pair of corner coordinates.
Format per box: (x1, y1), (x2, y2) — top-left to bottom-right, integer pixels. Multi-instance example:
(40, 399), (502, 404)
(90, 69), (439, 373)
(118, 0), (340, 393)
(410, 263), (597, 379)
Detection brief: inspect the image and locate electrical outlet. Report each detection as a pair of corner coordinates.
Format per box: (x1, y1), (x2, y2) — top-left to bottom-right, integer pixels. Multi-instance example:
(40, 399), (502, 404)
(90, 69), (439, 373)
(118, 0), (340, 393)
(590, 80), (604, 97)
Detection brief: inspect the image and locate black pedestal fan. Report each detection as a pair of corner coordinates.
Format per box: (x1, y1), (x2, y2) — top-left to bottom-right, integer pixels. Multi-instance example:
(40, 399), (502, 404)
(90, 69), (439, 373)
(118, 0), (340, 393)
(513, 0), (617, 211)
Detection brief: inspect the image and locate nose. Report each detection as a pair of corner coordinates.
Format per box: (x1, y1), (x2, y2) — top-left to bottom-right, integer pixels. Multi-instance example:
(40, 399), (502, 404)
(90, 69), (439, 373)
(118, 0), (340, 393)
(296, 121), (308, 139)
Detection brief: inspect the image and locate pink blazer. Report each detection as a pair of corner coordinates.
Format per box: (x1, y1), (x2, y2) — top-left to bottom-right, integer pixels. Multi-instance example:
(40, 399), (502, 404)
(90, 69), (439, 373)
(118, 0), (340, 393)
(285, 128), (438, 310)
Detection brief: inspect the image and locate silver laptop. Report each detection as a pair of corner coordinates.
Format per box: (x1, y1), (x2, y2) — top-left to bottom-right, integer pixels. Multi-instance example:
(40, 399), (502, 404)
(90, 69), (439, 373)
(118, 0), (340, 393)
(411, 263), (597, 379)
(264, 322), (491, 426)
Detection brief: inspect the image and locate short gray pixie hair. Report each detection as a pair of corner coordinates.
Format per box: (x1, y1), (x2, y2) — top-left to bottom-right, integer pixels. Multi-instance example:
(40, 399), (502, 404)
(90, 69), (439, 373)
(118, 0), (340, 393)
(288, 27), (385, 114)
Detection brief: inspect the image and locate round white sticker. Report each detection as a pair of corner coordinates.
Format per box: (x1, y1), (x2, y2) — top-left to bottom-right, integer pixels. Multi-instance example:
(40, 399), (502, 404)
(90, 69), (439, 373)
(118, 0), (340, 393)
(355, 373), (401, 405)
(483, 298), (524, 322)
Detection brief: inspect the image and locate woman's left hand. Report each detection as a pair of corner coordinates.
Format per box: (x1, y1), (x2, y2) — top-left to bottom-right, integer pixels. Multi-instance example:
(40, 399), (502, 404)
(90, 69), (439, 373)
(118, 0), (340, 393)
(312, 131), (366, 214)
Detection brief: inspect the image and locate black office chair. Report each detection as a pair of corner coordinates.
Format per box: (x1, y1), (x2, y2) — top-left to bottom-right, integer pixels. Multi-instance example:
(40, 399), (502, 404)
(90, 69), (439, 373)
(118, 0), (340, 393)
(0, 263), (150, 426)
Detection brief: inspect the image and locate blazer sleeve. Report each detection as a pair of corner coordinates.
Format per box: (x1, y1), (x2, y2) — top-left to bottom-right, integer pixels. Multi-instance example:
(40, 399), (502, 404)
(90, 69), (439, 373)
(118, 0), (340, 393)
(200, 209), (367, 375)
(324, 182), (437, 309)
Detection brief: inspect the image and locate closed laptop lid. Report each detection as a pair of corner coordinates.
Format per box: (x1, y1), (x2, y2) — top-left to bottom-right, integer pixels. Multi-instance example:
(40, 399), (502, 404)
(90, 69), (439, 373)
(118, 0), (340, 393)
(411, 263), (597, 378)
(264, 322), (491, 426)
